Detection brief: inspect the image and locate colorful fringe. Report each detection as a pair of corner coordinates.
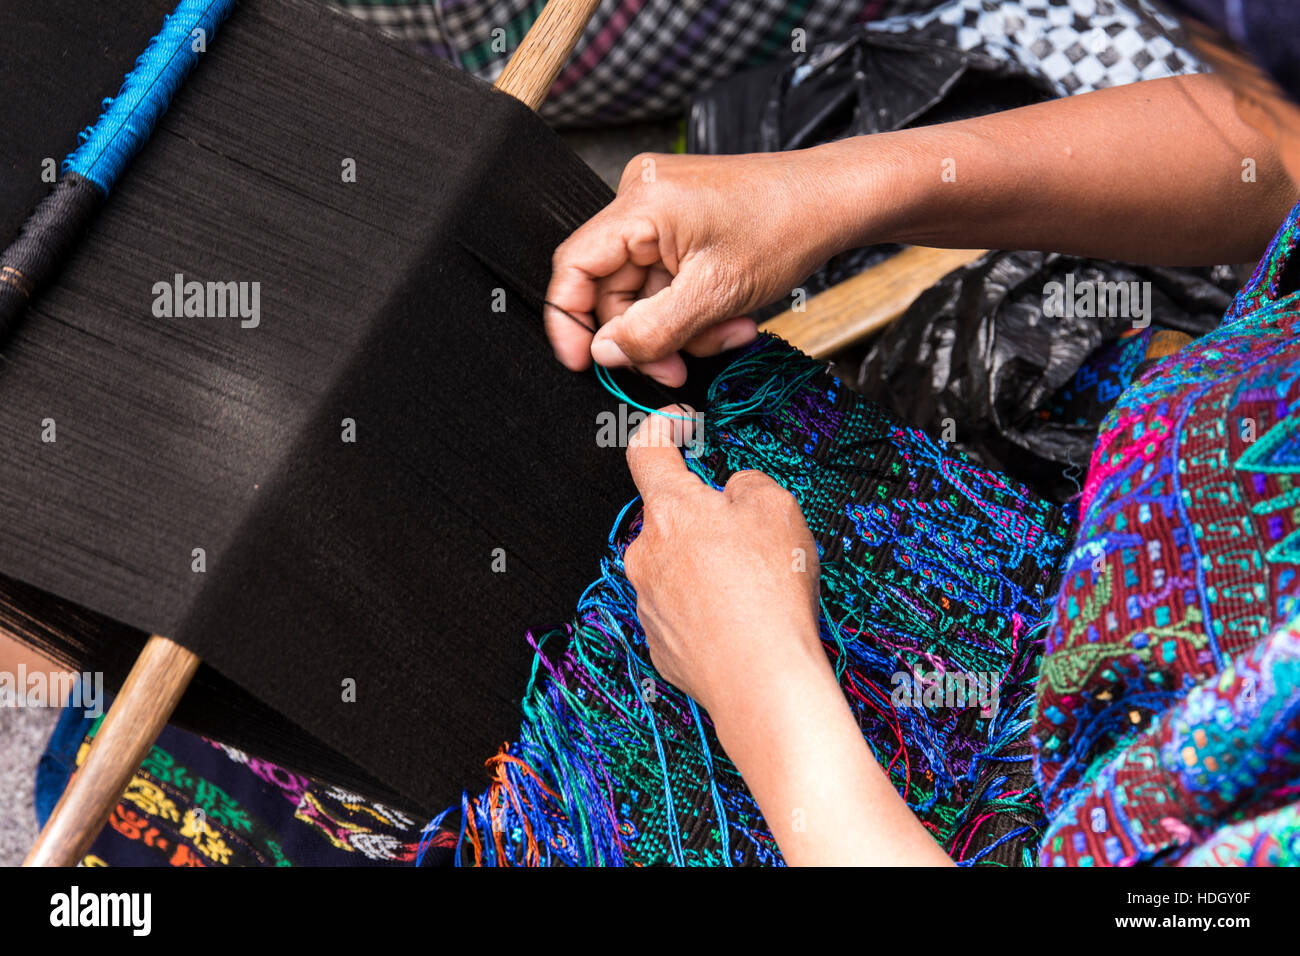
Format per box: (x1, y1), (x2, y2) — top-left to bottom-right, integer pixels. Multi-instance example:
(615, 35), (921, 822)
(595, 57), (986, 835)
(420, 335), (1073, 866)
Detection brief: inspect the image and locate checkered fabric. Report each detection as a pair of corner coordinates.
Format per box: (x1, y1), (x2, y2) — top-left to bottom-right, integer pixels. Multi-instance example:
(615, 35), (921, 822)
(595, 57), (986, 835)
(325, 0), (943, 126)
(870, 0), (1203, 95)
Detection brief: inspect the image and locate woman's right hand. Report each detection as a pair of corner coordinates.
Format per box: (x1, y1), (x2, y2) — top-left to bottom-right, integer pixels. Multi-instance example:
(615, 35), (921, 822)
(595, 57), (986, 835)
(544, 149), (858, 387)
(545, 75), (1300, 390)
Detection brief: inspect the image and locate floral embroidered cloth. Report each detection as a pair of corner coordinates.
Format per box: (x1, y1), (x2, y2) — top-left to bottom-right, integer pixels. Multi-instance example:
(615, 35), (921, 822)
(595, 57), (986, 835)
(37, 705), (424, 866)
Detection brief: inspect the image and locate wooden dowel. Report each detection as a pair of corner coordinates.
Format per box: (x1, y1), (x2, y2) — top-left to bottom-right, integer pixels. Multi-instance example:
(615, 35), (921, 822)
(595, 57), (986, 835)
(494, 0), (601, 110)
(22, 0), (603, 869)
(24, 635), (199, 867)
(763, 246), (988, 359)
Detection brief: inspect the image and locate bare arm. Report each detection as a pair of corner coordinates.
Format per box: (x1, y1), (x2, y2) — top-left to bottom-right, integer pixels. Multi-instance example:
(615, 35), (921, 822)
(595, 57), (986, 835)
(712, 642), (954, 866)
(818, 73), (1297, 265)
(547, 73), (1297, 383)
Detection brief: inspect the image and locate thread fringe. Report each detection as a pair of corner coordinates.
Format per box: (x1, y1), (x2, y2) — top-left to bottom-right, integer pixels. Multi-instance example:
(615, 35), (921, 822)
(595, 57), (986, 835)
(433, 336), (1072, 866)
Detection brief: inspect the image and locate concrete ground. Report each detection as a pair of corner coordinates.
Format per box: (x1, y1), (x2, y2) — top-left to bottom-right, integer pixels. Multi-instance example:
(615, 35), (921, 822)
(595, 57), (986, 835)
(0, 706), (58, 865)
(562, 120), (680, 186)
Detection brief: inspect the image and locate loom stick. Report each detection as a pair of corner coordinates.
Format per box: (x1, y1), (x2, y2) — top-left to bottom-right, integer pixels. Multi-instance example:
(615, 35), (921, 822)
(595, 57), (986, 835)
(22, 636), (199, 867)
(23, 0), (601, 868)
(762, 246), (988, 358)
(495, 0), (601, 109)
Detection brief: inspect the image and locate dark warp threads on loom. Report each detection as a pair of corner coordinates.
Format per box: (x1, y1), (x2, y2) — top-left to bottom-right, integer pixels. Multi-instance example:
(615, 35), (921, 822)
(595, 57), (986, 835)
(0, 0), (722, 812)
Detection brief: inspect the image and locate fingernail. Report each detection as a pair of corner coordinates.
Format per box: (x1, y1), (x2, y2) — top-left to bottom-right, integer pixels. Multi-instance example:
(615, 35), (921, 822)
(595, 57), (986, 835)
(720, 324), (757, 352)
(552, 348), (582, 371)
(592, 339), (631, 366)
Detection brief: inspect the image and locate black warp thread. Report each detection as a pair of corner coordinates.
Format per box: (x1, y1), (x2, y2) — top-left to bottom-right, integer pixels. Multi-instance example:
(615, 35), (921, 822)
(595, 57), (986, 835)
(0, 0), (175, 247)
(0, 0), (725, 813)
(0, 174), (103, 338)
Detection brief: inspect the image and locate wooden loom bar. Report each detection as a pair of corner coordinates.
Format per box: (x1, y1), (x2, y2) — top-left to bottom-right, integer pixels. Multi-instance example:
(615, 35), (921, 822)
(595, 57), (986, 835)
(494, 0), (601, 109)
(23, 636), (199, 867)
(763, 246), (988, 359)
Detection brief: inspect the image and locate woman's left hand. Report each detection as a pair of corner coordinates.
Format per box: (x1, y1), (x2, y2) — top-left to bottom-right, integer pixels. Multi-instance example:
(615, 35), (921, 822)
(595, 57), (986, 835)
(622, 409), (824, 720)
(623, 408), (954, 866)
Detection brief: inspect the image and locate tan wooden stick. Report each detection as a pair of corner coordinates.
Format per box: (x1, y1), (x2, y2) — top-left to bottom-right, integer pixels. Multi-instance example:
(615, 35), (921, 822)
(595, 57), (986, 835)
(24, 636), (199, 866)
(493, 0), (601, 109)
(22, 0), (605, 869)
(762, 246), (988, 359)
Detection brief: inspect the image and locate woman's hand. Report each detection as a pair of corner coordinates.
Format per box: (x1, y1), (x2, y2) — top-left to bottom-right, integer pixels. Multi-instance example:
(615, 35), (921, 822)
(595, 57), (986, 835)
(545, 150), (857, 387)
(547, 77), (1297, 391)
(623, 411), (953, 865)
(622, 407), (824, 717)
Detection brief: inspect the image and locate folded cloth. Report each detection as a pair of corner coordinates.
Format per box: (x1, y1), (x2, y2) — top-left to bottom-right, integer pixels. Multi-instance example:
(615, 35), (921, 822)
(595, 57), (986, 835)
(1036, 201), (1300, 865)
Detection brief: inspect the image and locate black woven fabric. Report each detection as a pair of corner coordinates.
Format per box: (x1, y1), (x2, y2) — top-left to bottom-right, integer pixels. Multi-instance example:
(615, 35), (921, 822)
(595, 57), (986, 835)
(0, 0), (714, 812)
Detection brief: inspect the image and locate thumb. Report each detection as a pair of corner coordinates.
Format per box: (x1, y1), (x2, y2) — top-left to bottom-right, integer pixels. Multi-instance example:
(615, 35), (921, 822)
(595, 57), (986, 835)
(593, 261), (738, 369)
(625, 406), (702, 504)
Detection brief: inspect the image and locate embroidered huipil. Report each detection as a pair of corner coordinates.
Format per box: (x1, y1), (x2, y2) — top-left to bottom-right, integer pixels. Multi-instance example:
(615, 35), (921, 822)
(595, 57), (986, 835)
(1035, 202), (1300, 866)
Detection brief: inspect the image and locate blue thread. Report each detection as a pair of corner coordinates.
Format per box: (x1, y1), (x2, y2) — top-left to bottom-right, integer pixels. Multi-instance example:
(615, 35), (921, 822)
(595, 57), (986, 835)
(64, 0), (236, 193)
(453, 792), (470, 868)
(415, 805), (456, 866)
(687, 696), (732, 866)
(621, 628), (687, 867)
(594, 364), (696, 421)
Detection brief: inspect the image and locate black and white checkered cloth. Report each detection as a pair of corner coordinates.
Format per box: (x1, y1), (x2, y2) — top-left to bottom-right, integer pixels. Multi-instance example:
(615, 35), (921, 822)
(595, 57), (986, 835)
(325, 0), (1201, 125)
(327, 0), (942, 126)
(870, 0), (1202, 94)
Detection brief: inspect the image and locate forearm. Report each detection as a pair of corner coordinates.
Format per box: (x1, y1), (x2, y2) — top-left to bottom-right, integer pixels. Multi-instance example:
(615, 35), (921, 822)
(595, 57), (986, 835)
(712, 634), (953, 867)
(799, 73), (1298, 265)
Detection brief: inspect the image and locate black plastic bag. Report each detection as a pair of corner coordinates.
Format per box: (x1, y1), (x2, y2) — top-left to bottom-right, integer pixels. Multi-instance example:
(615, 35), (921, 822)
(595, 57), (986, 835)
(687, 31), (1048, 154)
(846, 252), (1238, 502)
